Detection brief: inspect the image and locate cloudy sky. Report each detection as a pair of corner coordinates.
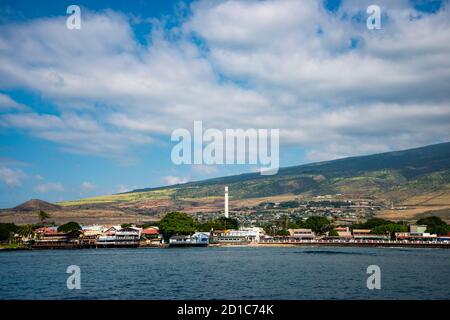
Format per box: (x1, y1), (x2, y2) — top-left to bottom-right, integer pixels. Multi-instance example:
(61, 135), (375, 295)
(0, 0), (449, 207)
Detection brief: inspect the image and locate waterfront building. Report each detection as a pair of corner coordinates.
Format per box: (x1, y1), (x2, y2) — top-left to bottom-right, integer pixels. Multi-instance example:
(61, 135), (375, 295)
(141, 227), (160, 239)
(352, 229), (390, 240)
(79, 230), (99, 247)
(239, 227), (265, 242)
(395, 232), (437, 241)
(35, 226), (58, 234)
(288, 228), (315, 239)
(141, 227), (162, 245)
(335, 226), (352, 239)
(395, 225), (439, 241)
(169, 232), (209, 247)
(437, 232), (450, 242)
(97, 226), (140, 247)
(32, 230), (82, 248)
(214, 230), (250, 244)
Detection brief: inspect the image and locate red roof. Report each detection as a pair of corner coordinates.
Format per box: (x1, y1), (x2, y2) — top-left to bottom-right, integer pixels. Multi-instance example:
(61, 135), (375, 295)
(36, 227), (57, 234)
(142, 228), (159, 235)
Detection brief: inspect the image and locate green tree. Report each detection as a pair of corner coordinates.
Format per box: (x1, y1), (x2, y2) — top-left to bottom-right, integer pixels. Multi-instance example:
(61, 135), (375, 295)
(17, 225), (34, 238)
(416, 216), (449, 235)
(159, 212), (196, 240)
(197, 217), (239, 231)
(352, 218), (392, 230)
(371, 223), (407, 239)
(37, 210), (50, 223)
(291, 218), (307, 229)
(0, 223), (17, 242)
(416, 216), (450, 234)
(57, 221), (81, 233)
(328, 229), (339, 237)
(304, 216), (333, 235)
(416, 216), (446, 226)
(141, 222), (159, 229)
(275, 229), (290, 236)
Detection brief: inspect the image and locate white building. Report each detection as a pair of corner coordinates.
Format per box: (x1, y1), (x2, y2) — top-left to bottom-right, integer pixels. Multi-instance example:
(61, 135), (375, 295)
(97, 226), (140, 247)
(239, 227), (266, 242)
(288, 228), (315, 239)
(169, 232), (209, 247)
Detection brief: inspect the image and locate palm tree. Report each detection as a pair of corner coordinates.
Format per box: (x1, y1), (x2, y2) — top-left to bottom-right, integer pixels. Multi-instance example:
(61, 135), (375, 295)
(37, 210), (50, 223)
(18, 225), (34, 239)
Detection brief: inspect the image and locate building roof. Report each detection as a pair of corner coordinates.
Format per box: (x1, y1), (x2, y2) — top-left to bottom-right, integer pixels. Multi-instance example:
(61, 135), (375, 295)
(352, 229), (371, 233)
(288, 228), (313, 233)
(142, 228), (159, 235)
(337, 231), (352, 238)
(36, 227), (57, 234)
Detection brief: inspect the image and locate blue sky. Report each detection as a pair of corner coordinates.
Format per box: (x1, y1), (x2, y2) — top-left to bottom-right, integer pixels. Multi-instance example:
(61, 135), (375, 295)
(0, 0), (449, 208)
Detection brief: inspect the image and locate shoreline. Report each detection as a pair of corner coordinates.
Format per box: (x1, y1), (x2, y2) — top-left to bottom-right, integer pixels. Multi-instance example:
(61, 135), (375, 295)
(2, 241), (450, 251)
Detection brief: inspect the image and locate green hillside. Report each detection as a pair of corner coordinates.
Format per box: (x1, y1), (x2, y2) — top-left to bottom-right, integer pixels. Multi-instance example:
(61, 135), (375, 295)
(60, 142), (450, 206)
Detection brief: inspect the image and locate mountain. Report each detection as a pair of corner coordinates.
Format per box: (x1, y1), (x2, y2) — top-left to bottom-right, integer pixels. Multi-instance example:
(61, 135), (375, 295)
(2, 142), (449, 225)
(13, 199), (62, 212)
(130, 141), (450, 201)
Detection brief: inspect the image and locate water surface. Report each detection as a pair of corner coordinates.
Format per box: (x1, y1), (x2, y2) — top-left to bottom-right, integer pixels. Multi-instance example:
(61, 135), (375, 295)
(0, 247), (449, 299)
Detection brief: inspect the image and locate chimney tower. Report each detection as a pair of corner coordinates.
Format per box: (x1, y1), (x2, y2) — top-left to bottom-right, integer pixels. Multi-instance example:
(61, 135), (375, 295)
(224, 186), (229, 218)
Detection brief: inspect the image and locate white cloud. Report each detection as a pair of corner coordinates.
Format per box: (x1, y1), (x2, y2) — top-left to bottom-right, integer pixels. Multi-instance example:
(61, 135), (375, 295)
(0, 166), (26, 187)
(0, 93), (29, 111)
(34, 182), (64, 193)
(80, 181), (96, 193)
(0, 1), (449, 163)
(115, 184), (137, 193)
(192, 164), (219, 175)
(162, 175), (189, 185)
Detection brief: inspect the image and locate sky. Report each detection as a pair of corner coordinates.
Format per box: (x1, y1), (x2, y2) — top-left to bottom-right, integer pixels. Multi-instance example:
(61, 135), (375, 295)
(0, 0), (449, 208)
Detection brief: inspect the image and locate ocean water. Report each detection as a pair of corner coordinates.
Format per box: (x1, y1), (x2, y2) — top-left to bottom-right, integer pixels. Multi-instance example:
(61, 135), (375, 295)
(0, 247), (449, 300)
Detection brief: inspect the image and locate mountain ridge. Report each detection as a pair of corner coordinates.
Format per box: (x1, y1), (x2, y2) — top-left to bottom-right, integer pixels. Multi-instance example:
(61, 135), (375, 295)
(128, 141), (450, 195)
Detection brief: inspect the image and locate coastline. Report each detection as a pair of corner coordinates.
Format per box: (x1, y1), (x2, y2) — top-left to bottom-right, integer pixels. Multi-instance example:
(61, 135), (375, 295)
(2, 241), (449, 251)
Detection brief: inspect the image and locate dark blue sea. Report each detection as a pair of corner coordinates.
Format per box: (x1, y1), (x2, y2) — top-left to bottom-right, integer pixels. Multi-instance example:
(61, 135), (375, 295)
(0, 247), (449, 300)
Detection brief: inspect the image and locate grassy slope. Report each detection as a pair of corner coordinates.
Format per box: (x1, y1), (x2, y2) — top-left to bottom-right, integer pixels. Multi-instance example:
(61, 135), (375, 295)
(58, 142), (450, 207)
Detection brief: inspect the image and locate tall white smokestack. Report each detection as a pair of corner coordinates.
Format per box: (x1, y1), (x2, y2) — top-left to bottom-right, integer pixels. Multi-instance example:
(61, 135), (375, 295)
(224, 186), (229, 218)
